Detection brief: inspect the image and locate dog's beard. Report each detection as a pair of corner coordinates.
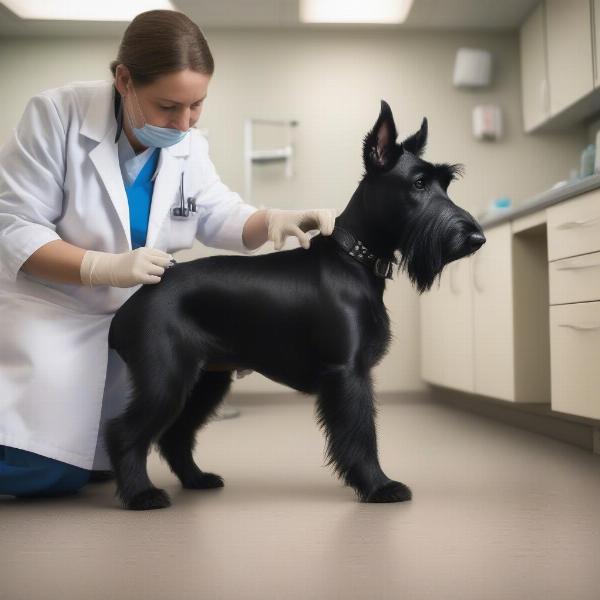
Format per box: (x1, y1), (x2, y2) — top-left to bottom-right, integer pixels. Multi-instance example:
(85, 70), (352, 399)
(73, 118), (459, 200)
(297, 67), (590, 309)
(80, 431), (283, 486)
(395, 206), (463, 294)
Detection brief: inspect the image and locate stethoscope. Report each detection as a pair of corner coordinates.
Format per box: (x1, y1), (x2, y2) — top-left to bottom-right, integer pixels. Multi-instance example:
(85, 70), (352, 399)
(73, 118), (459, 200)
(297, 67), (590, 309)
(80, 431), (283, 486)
(171, 172), (198, 220)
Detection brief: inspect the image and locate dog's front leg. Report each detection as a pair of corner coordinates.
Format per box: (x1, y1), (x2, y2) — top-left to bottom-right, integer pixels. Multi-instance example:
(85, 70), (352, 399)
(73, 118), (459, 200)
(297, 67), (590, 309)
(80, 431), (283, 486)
(316, 367), (412, 503)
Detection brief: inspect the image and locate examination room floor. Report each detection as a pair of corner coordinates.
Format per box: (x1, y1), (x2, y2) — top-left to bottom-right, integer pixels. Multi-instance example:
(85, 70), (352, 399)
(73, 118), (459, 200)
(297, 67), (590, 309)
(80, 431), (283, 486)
(1, 392), (599, 600)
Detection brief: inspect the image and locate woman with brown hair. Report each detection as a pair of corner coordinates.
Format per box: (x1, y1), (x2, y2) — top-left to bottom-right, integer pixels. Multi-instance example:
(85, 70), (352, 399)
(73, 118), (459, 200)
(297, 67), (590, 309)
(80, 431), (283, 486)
(0, 9), (335, 498)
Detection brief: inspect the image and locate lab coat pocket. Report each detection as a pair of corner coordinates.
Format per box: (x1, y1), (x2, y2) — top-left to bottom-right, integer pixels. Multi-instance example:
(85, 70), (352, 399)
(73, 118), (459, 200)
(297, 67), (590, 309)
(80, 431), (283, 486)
(165, 201), (204, 253)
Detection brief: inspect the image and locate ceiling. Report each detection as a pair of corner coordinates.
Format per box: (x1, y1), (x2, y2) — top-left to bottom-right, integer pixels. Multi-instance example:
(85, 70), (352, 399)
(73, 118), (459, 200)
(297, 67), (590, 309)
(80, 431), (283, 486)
(0, 0), (540, 38)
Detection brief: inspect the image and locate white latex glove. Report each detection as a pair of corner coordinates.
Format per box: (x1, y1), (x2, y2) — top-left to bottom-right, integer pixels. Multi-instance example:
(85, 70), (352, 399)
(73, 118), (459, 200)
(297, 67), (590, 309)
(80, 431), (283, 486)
(266, 208), (337, 250)
(80, 247), (175, 288)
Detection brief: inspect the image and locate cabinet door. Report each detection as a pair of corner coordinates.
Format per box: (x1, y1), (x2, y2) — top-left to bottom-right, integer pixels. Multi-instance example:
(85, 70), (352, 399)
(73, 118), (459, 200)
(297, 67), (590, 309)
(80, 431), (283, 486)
(420, 256), (474, 393)
(595, 0), (600, 87)
(520, 3), (550, 131)
(420, 278), (444, 385)
(472, 223), (515, 401)
(550, 301), (600, 420)
(546, 0), (595, 114)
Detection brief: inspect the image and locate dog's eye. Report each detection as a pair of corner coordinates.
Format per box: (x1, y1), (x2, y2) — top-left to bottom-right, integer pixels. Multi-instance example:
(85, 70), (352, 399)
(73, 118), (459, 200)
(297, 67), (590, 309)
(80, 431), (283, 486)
(414, 178), (425, 190)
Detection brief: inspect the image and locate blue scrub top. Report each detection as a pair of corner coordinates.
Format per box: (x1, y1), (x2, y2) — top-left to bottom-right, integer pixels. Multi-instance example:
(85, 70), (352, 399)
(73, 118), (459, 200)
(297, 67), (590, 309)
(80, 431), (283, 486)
(125, 148), (160, 249)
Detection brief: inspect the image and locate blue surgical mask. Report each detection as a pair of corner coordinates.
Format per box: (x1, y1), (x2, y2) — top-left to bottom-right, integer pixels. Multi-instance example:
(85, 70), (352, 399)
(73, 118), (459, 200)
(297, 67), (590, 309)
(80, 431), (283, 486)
(126, 82), (190, 148)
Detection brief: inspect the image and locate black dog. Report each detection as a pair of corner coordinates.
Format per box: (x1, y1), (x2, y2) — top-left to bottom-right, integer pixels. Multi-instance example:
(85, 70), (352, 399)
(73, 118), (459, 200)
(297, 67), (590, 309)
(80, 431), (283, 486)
(106, 100), (486, 510)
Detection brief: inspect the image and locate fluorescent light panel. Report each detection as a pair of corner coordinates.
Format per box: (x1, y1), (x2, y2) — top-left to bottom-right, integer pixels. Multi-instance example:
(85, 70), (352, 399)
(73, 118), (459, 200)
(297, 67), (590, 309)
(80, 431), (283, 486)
(300, 0), (414, 24)
(2, 0), (176, 21)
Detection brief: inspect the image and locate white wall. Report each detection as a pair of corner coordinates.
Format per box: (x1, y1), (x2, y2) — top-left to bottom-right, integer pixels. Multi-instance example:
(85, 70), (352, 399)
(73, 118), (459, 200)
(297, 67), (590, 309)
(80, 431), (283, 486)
(0, 28), (588, 394)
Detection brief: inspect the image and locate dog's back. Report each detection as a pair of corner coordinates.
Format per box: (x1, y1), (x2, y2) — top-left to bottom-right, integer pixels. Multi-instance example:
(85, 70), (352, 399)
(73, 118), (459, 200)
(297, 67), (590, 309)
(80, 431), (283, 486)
(109, 234), (389, 392)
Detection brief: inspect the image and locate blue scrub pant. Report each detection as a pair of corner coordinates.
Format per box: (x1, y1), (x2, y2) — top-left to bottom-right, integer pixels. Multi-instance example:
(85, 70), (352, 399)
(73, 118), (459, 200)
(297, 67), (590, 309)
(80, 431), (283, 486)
(0, 445), (91, 497)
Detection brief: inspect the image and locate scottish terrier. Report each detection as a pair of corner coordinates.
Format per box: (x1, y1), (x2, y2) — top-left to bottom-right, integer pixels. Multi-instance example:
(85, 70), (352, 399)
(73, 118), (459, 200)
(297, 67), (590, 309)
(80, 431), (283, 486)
(106, 100), (486, 510)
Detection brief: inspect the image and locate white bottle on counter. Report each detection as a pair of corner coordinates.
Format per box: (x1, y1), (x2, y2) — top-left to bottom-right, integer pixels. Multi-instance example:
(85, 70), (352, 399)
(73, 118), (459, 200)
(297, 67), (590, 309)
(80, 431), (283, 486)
(580, 144), (595, 177)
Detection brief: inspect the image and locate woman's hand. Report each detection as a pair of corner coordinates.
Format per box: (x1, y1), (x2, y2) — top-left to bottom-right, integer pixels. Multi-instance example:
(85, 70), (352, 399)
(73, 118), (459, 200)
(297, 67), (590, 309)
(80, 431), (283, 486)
(80, 247), (176, 288)
(266, 208), (337, 250)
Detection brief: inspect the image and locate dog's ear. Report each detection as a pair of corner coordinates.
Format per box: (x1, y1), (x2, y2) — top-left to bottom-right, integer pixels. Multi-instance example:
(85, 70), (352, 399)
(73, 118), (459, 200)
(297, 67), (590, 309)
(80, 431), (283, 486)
(401, 117), (428, 157)
(363, 100), (402, 174)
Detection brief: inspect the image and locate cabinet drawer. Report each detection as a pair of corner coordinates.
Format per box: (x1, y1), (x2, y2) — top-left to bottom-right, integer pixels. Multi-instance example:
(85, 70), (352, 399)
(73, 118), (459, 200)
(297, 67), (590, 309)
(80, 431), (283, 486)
(550, 302), (600, 420)
(547, 189), (600, 261)
(549, 251), (600, 304)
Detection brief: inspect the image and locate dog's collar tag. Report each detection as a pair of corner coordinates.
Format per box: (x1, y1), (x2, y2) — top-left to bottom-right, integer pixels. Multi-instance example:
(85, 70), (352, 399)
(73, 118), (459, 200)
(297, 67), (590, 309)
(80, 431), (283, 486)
(330, 226), (394, 280)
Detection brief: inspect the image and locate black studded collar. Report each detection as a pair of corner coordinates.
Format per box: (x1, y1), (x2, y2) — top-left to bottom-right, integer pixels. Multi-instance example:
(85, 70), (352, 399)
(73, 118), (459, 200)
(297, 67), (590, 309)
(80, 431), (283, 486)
(330, 225), (395, 280)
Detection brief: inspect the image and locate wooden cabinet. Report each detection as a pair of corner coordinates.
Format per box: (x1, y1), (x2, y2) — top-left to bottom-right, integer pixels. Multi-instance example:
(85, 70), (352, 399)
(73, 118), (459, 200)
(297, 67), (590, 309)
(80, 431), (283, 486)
(547, 191), (600, 419)
(519, 0), (598, 131)
(421, 223), (532, 403)
(520, 3), (550, 132)
(550, 302), (600, 420)
(546, 187), (600, 261)
(421, 219), (550, 405)
(472, 224), (515, 401)
(421, 190), (600, 421)
(549, 251), (600, 304)
(545, 0), (595, 114)
(420, 256), (474, 392)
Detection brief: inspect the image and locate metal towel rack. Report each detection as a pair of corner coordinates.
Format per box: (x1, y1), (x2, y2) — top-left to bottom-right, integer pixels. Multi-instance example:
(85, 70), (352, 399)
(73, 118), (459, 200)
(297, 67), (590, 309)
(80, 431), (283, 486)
(243, 118), (298, 204)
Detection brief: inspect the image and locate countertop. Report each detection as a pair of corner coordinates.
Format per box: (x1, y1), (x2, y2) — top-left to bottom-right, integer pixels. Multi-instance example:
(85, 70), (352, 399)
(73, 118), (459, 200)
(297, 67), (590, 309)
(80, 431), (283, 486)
(478, 173), (600, 230)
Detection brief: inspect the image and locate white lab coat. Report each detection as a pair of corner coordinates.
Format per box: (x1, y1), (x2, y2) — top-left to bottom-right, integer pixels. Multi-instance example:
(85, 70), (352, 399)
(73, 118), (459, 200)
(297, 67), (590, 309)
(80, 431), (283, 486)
(0, 80), (259, 470)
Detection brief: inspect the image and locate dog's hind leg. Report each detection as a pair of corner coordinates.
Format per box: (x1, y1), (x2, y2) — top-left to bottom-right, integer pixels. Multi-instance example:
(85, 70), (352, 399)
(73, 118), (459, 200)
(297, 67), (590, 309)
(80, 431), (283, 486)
(157, 370), (232, 490)
(105, 354), (203, 511)
(316, 367), (412, 503)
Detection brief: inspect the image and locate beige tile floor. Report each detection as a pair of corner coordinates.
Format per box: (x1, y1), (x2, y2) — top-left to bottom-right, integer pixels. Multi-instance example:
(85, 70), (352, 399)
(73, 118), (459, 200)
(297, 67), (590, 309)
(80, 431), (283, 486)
(1, 393), (599, 600)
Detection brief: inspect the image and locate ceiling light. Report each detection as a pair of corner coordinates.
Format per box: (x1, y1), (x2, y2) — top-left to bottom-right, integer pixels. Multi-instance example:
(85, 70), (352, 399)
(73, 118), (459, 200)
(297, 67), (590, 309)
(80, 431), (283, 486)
(2, 0), (177, 21)
(300, 0), (414, 24)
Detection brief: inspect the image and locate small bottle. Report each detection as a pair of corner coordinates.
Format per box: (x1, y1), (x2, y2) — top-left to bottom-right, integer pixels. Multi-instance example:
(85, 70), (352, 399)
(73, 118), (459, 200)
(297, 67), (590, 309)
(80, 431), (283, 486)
(488, 197), (512, 217)
(580, 144), (595, 178)
(594, 130), (600, 174)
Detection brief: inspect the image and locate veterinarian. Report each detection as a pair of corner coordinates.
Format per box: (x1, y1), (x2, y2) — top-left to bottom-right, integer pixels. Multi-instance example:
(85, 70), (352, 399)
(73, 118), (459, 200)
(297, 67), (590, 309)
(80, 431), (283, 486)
(0, 9), (336, 498)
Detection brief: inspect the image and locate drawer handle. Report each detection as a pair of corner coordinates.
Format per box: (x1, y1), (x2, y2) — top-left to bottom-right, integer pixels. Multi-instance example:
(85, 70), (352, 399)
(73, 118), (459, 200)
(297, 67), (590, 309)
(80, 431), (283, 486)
(556, 215), (600, 230)
(555, 261), (600, 271)
(558, 322), (600, 331)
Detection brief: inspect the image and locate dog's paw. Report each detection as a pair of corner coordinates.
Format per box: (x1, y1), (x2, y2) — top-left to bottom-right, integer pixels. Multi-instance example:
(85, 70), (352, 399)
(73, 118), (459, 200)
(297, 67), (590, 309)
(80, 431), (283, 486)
(182, 471), (224, 490)
(126, 487), (171, 510)
(363, 480), (412, 503)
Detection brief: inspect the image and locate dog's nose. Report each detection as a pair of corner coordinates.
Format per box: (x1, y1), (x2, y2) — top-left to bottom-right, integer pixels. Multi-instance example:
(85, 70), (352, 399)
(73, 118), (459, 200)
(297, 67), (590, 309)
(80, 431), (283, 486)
(468, 232), (486, 251)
